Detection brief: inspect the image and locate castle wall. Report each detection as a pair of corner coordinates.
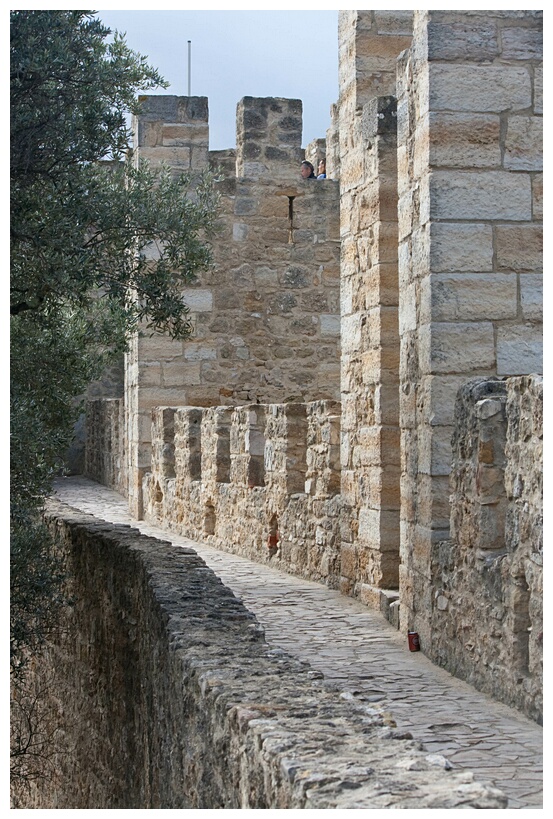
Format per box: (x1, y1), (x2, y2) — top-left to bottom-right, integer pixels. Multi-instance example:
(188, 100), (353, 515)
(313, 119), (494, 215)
(143, 400), (343, 592)
(396, 10), (543, 644)
(429, 376), (542, 723)
(19, 500), (506, 809)
(85, 398), (126, 494)
(81, 10), (542, 721)
(125, 95), (341, 516)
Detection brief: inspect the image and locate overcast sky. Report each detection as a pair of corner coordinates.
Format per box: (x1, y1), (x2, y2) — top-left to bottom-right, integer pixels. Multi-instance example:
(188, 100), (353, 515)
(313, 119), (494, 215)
(95, 9), (339, 151)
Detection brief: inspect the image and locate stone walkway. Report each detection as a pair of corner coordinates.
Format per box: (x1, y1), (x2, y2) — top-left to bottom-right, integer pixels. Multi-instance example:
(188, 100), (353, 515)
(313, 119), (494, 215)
(52, 476), (543, 810)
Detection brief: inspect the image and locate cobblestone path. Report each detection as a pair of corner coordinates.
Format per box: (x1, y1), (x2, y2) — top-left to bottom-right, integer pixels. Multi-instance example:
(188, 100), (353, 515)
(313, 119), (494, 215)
(52, 476), (543, 809)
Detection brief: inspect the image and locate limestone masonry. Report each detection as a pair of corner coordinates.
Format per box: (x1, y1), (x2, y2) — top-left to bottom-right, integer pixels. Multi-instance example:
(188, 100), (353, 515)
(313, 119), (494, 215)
(84, 8), (542, 727)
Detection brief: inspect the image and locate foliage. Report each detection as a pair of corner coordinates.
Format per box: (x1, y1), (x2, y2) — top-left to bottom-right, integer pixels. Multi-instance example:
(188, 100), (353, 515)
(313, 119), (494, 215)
(10, 6), (218, 710)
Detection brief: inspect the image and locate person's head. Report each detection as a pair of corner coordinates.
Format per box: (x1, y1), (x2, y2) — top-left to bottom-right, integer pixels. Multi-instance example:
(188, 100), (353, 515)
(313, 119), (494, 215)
(318, 158), (326, 175)
(301, 160), (315, 179)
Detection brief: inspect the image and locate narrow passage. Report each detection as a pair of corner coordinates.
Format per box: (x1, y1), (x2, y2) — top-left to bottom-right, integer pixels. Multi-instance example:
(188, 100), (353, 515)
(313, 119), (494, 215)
(53, 476), (543, 810)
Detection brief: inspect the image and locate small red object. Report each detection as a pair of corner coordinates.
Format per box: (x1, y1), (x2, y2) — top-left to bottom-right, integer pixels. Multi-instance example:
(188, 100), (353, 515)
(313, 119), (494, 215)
(408, 631), (420, 651)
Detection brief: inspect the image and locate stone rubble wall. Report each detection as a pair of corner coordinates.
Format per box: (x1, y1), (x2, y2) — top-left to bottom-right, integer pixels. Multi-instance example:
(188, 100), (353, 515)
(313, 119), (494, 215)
(143, 400), (344, 592)
(21, 499), (507, 809)
(427, 376), (542, 723)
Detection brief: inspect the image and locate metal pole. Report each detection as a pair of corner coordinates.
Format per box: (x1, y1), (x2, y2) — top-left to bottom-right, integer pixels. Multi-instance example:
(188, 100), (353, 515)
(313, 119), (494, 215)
(187, 40), (191, 97)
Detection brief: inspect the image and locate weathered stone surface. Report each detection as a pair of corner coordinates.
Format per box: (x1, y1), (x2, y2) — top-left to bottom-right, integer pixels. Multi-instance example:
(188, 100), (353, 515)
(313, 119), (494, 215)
(520, 274), (542, 321)
(426, 22), (499, 61)
(495, 224), (542, 272)
(496, 326), (543, 376)
(421, 273), (517, 323)
(419, 322), (495, 374)
(20, 501), (507, 809)
(429, 377), (542, 723)
(429, 171), (532, 221)
(428, 64), (532, 112)
(428, 112), (501, 168)
(501, 26), (542, 60)
(504, 116), (543, 171)
(429, 223), (493, 273)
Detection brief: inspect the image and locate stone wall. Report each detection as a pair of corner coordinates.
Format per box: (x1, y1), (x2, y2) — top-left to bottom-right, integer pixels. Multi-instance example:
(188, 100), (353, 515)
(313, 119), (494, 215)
(125, 95), (341, 516)
(395, 9), (542, 645)
(143, 400), (344, 592)
(18, 500), (506, 809)
(84, 398), (126, 494)
(337, 11), (413, 604)
(427, 376), (542, 722)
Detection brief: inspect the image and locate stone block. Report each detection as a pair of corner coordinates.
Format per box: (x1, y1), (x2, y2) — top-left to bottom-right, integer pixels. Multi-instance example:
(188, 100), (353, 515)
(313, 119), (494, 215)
(181, 289), (213, 312)
(426, 21), (499, 61)
(232, 223), (248, 242)
(183, 344), (217, 361)
(421, 273), (517, 322)
(162, 362), (202, 387)
(399, 281), (417, 334)
(418, 473), (451, 530)
(137, 388), (193, 412)
(374, 11), (413, 35)
(534, 65), (543, 114)
(162, 123), (209, 147)
(420, 375), (472, 427)
(501, 27), (542, 60)
(419, 322), (495, 374)
(138, 336), (183, 360)
(341, 313), (363, 354)
(497, 326), (542, 376)
(520, 274), (543, 321)
(532, 174), (543, 220)
(504, 116), (542, 171)
(495, 224), (542, 272)
(418, 424), (454, 477)
(340, 541), (358, 579)
(429, 171), (532, 221)
(138, 363), (162, 387)
(358, 507), (400, 550)
(138, 146), (192, 169)
(355, 32), (414, 71)
(429, 222), (493, 273)
(428, 64), (532, 113)
(320, 314), (340, 337)
(428, 112), (501, 168)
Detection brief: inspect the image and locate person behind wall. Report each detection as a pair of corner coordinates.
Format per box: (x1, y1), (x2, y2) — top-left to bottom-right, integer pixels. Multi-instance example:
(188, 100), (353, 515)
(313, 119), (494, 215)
(317, 158), (326, 179)
(300, 160), (316, 179)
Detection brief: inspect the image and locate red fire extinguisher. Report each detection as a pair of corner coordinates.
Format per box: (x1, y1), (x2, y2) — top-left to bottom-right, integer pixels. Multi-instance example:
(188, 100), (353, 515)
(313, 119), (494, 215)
(408, 631), (420, 651)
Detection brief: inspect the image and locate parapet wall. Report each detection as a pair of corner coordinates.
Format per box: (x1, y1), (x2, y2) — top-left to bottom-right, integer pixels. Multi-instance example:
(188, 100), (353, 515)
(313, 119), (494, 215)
(143, 400), (344, 594)
(20, 500), (506, 809)
(428, 376), (543, 722)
